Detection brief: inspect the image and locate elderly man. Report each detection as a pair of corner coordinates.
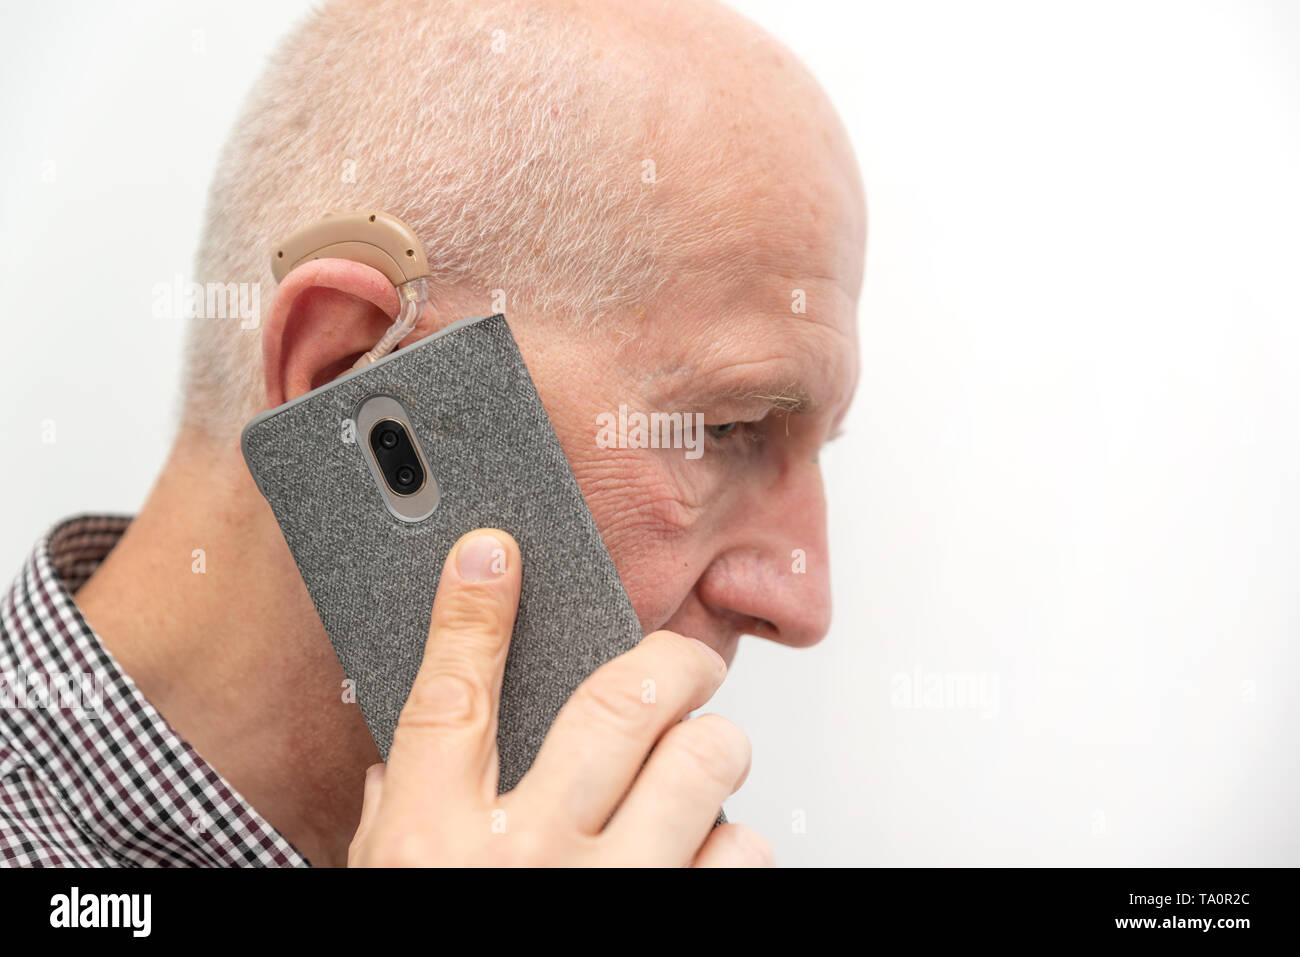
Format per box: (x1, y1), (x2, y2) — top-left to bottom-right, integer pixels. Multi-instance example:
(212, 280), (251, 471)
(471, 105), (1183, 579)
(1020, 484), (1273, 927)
(0, 0), (862, 867)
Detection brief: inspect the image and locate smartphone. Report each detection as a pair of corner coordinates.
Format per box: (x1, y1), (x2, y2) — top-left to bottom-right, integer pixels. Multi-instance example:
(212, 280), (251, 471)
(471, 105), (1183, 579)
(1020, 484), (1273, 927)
(241, 314), (645, 793)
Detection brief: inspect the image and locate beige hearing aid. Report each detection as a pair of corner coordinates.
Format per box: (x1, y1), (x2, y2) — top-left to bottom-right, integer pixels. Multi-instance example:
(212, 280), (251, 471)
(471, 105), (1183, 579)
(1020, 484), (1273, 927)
(271, 210), (431, 368)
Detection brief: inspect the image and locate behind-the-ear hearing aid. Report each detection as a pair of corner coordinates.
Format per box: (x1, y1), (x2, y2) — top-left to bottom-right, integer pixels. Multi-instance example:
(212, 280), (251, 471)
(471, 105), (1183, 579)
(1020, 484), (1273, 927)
(271, 210), (432, 369)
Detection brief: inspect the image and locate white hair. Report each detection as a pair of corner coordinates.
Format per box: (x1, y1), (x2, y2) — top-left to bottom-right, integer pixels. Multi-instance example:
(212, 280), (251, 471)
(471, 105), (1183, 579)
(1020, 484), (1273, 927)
(183, 0), (669, 438)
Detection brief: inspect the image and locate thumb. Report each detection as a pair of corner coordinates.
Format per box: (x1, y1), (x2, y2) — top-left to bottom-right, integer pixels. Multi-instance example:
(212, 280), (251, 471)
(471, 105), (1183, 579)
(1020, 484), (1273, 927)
(382, 529), (522, 813)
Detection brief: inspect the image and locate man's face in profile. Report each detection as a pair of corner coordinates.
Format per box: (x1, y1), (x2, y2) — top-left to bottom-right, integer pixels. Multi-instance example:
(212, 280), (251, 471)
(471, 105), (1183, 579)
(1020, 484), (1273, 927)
(509, 50), (865, 667)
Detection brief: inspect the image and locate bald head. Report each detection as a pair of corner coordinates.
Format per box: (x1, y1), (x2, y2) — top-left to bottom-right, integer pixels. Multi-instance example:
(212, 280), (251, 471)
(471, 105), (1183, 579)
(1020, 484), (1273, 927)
(182, 0), (861, 438)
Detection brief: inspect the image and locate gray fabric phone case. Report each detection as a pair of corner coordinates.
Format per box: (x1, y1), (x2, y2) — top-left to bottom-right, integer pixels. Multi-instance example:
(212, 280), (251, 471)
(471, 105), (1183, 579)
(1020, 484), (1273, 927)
(241, 314), (644, 792)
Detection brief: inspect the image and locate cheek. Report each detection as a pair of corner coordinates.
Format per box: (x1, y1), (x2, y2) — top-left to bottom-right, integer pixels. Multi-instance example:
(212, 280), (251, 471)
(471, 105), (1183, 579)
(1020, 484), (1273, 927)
(566, 444), (715, 631)
(522, 335), (724, 632)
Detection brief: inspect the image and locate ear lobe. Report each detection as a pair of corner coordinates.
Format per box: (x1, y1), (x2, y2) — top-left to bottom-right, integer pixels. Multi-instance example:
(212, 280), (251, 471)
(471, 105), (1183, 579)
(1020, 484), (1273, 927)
(261, 258), (402, 408)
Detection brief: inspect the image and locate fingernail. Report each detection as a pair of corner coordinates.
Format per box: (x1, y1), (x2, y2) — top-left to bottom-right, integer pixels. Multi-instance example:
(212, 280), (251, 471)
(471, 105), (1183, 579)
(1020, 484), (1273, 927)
(456, 532), (507, 581)
(689, 637), (726, 673)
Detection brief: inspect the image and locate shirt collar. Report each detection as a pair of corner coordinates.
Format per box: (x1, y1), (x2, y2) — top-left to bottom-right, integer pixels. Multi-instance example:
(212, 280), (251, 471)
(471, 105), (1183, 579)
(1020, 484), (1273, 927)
(0, 515), (308, 867)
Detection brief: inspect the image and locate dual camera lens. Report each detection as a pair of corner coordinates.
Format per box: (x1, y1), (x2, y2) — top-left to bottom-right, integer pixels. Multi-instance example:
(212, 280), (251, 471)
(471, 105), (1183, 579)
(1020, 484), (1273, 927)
(369, 420), (424, 495)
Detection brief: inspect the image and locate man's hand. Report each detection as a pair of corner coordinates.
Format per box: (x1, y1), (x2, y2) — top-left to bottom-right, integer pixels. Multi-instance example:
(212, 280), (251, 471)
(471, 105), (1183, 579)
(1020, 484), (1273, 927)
(347, 528), (771, 867)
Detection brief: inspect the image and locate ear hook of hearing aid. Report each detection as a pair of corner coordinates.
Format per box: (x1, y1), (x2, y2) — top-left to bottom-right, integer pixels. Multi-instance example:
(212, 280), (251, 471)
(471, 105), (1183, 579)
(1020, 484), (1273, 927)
(270, 210), (432, 369)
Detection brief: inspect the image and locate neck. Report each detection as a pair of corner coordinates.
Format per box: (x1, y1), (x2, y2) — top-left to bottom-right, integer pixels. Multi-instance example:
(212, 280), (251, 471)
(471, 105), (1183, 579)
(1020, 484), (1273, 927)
(74, 433), (380, 866)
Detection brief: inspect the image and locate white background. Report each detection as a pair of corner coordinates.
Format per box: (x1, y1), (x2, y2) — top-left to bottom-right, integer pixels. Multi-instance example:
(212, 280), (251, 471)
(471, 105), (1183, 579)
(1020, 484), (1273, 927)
(1, 1), (1297, 866)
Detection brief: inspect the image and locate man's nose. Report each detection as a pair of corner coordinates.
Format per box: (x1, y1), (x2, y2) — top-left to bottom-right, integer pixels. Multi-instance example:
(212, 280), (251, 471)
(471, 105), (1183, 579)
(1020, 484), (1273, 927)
(696, 462), (832, 648)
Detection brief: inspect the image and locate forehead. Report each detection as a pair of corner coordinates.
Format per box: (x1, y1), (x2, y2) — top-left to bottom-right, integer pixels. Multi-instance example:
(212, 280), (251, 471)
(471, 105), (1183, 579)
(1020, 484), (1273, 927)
(634, 116), (864, 422)
(584, 4), (865, 416)
(637, 279), (860, 431)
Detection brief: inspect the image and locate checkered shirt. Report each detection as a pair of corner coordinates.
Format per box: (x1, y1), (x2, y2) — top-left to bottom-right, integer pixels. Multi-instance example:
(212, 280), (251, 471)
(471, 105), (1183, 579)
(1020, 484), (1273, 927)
(0, 515), (307, 867)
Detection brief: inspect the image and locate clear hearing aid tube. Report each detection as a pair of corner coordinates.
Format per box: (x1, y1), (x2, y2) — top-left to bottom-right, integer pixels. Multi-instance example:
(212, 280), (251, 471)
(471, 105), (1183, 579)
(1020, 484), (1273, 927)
(352, 276), (429, 369)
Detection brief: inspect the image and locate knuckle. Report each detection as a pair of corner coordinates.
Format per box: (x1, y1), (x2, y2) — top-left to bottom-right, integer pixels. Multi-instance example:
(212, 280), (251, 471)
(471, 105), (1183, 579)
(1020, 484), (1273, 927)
(434, 589), (513, 640)
(671, 715), (750, 786)
(399, 668), (486, 733)
(572, 669), (653, 736)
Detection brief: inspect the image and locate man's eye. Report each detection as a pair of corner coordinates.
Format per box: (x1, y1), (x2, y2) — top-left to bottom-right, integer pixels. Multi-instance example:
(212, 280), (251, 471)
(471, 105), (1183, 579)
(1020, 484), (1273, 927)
(706, 422), (740, 440)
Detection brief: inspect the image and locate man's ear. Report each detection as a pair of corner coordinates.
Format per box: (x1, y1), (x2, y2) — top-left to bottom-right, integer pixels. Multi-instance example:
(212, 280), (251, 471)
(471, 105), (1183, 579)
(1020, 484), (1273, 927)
(261, 258), (407, 408)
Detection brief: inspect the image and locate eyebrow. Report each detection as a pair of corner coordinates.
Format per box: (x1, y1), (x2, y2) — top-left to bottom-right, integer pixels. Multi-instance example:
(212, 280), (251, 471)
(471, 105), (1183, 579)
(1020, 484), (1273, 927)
(751, 389), (814, 414)
(695, 380), (817, 416)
